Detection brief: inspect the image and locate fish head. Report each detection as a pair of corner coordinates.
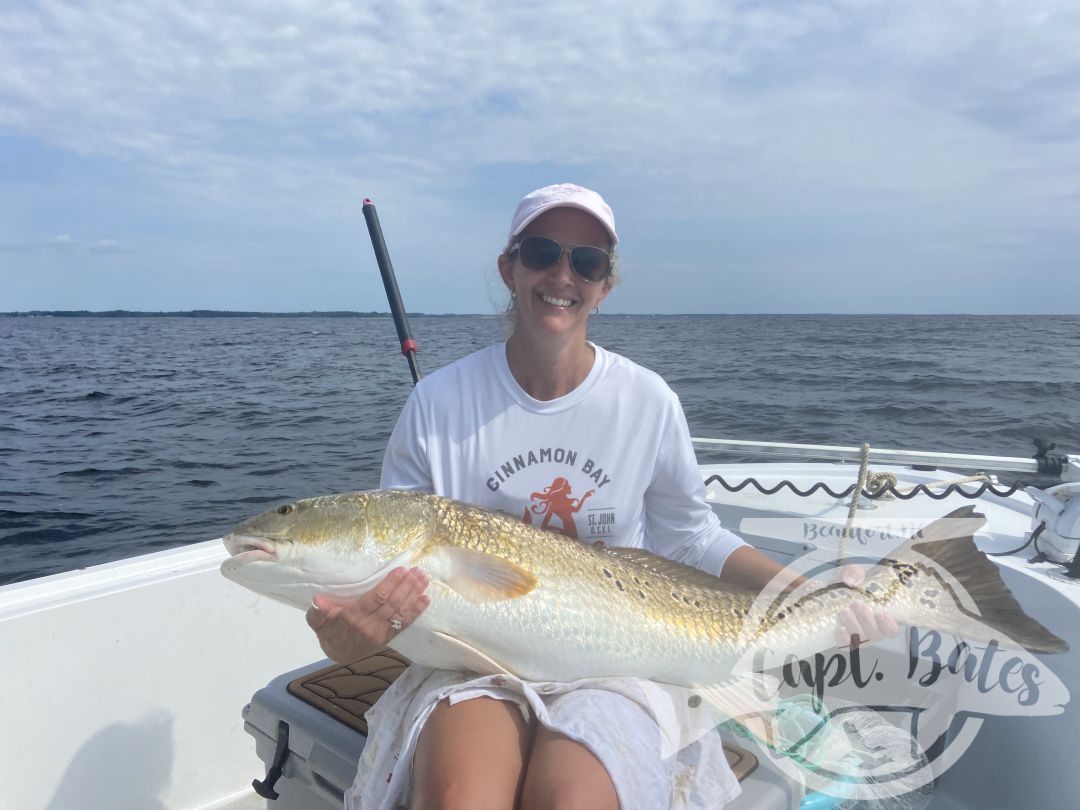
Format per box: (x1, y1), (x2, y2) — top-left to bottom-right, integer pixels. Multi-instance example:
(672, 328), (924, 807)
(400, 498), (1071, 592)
(220, 489), (433, 609)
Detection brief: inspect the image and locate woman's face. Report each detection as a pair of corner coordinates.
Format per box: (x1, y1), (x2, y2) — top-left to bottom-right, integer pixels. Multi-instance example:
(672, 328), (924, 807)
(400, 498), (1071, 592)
(498, 207), (613, 345)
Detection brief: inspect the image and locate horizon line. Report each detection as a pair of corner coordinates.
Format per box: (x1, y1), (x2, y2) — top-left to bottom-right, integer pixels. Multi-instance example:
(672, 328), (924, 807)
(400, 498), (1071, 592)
(3, 309), (1077, 318)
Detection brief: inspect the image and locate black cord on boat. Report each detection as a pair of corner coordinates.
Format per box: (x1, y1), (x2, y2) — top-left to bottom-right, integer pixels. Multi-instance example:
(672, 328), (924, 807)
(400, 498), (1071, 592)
(985, 521), (1045, 558)
(1064, 547), (1080, 579)
(703, 474), (1022, 501)
(363, 198), (422, 385)
(1031, 522), (1050, 562)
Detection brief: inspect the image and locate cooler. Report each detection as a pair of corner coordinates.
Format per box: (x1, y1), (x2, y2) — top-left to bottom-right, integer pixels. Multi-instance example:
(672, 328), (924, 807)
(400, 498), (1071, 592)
(243, 650), (409, 809)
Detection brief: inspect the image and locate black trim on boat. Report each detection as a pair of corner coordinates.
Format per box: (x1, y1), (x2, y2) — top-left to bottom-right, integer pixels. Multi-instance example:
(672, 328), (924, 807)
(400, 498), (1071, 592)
(703, 474), (1022, 501)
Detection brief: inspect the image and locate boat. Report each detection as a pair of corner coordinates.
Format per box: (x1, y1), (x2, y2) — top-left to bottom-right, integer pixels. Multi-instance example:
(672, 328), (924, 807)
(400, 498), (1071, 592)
(2, 437), (1077, 809)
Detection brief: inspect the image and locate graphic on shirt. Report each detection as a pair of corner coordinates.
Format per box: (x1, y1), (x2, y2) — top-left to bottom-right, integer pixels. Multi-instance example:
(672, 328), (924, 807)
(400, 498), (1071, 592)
(584, 507), (616, 539)
(485, 447), (612, 493)
(522, 477), (594, 538)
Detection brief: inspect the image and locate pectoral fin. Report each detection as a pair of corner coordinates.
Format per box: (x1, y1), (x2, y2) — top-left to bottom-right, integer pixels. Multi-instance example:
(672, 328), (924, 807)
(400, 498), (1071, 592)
(429, 631), (510, 676)
(428, 546), (538, 603)
(391, 628), (512, 676)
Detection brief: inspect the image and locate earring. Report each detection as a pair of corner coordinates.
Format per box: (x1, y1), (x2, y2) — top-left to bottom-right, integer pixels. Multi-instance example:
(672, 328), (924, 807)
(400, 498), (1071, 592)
(511, 291), (517, 301)
(591, 306), (599, 316)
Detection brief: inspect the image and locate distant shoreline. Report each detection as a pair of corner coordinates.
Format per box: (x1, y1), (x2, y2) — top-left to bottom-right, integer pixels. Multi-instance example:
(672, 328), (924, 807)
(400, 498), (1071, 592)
(2, 310), (1073, 318)
(2, 310), (438, 318)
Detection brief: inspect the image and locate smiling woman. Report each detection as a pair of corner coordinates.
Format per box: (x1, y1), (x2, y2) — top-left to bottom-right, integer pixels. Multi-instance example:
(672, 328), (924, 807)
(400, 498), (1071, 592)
(497, 185), (620, 400)
(301, 183), (842, 810)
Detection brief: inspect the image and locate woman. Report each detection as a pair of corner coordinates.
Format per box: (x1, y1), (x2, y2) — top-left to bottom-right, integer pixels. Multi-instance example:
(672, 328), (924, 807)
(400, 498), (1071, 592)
(308, 184), (895, 809)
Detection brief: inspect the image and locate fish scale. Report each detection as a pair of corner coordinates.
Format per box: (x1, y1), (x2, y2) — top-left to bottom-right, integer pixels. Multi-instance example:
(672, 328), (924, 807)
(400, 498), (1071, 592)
(426, 496), (752, 675)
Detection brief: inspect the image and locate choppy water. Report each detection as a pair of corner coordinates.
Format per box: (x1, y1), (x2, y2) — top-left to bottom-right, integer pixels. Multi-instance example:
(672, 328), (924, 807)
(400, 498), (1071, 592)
(2, 314), (1078, 585)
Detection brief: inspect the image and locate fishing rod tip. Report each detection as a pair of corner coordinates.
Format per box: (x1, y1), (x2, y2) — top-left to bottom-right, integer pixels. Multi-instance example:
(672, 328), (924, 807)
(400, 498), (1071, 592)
(363, 197), (374, 206)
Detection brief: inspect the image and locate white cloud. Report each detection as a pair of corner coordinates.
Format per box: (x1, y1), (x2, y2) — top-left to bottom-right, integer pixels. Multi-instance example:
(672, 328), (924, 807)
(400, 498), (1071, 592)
(90, 237), (133, 254)
(1, 1), (1078, 311)
(0, 233), (137, 255)
(3, 2), (1073, 193)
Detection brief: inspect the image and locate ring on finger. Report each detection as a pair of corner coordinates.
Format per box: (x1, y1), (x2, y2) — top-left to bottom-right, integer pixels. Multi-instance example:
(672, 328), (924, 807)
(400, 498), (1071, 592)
(388, 618), (404, 632)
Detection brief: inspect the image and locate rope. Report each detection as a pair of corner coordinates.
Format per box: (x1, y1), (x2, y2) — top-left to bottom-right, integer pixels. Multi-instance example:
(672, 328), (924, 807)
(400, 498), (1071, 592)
(839, 443), (872, 567)
(862, 470), (992, 498)
(896, 473), (990, 494)
(865, 471), (897, 498)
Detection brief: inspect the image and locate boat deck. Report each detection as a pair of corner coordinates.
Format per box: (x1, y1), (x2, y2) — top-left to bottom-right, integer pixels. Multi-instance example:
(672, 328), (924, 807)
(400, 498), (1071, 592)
(3, 458), (1076, 809)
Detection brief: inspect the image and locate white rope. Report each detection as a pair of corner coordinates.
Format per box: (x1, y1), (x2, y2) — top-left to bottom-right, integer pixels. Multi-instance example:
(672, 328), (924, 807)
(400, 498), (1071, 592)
(839, 443), (872, 567)
(897, 473), (990, 493)
(838, 449), (989, 569)
(865, 470), (993, 498)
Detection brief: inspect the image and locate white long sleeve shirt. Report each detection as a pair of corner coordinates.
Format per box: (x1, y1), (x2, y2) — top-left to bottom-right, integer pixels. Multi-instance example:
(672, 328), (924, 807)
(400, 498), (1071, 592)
(380, 342), (745, 575)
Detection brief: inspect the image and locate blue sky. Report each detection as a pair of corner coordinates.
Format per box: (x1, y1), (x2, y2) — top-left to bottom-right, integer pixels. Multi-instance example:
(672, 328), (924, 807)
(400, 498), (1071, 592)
(1, 1), (1078, 314)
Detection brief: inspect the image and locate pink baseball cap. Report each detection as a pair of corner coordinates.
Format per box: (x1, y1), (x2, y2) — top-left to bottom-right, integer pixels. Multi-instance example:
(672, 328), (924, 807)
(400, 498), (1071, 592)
(508, 183), (618, 246)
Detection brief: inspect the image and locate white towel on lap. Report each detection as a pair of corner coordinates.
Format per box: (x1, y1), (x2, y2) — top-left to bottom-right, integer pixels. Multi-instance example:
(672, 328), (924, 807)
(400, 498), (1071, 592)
(345, 665), (741, 810)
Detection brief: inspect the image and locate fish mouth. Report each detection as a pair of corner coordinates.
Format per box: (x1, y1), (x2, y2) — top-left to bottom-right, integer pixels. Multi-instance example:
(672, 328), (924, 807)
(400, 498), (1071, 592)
(223, 533), (279, 563)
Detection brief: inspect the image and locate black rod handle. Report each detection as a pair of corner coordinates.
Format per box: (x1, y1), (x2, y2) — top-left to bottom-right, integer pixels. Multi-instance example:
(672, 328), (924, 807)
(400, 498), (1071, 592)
(362, 198), (421, 385)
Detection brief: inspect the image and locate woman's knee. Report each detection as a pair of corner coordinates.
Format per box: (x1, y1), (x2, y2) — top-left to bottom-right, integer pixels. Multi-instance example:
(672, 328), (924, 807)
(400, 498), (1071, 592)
(521, 782), (616, 810)
(410, 697), (534, 810)
(520, 727), (619, 810)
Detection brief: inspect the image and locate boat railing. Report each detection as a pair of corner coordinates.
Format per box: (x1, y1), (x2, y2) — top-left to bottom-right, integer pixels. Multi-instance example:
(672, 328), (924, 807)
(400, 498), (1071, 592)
(691, 437), (1080, 482)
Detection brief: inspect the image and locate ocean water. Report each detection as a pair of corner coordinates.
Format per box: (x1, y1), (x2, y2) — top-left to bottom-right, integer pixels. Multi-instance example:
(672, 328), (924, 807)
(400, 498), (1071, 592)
(2, 314), (1078, 585)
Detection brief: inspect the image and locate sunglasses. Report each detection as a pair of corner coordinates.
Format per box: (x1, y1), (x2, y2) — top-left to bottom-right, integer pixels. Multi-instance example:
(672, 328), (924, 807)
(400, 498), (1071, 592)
(510, 236), (612, 283)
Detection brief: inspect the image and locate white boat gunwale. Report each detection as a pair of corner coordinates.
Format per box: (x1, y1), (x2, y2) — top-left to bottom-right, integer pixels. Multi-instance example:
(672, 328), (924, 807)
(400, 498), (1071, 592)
(2, 437), (1077, 809)
(691, 436), (1080, 481)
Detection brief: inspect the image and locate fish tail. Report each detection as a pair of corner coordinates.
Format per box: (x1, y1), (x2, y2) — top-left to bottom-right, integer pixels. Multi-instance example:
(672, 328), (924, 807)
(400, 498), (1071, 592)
(893, 507), (1067, 654)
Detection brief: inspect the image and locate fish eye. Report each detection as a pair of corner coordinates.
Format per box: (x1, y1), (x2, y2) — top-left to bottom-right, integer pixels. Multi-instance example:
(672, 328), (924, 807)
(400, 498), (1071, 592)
(277, 504), (294, 515)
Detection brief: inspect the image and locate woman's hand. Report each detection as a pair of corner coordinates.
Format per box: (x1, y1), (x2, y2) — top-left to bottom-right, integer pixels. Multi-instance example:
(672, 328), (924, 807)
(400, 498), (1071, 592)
(305, 566), (430, 663)
(835, 565), (901, 647)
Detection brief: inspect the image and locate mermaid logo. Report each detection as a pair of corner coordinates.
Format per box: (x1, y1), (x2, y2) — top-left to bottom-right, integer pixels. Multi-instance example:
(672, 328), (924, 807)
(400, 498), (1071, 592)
(522, 477), (595, 538)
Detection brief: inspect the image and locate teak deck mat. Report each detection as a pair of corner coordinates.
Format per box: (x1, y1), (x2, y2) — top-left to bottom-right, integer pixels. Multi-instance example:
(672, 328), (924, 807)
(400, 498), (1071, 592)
(288, 651), (759, 781)
(288, 649), (410, 736)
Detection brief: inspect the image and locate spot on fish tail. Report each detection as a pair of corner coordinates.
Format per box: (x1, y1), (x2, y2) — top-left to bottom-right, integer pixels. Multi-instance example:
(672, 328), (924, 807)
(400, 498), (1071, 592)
(638, 589), (647, 599)
(694, 600), (702, 609)
(615, 580), (625, 591)
(602, 568), (613, 578)
(888, 561), (919, 586)
(919, 597), (936, 609)
(924, 587), (939, 597)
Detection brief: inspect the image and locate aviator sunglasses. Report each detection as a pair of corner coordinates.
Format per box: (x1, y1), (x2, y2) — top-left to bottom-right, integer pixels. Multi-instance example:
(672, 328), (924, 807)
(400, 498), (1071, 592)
(510, 236), (613, 283)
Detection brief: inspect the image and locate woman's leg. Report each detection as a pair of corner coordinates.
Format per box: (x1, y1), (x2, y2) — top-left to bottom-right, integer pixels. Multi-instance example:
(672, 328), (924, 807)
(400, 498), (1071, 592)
(409, 696), (535, 810)
(520, 725), (619, 810)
